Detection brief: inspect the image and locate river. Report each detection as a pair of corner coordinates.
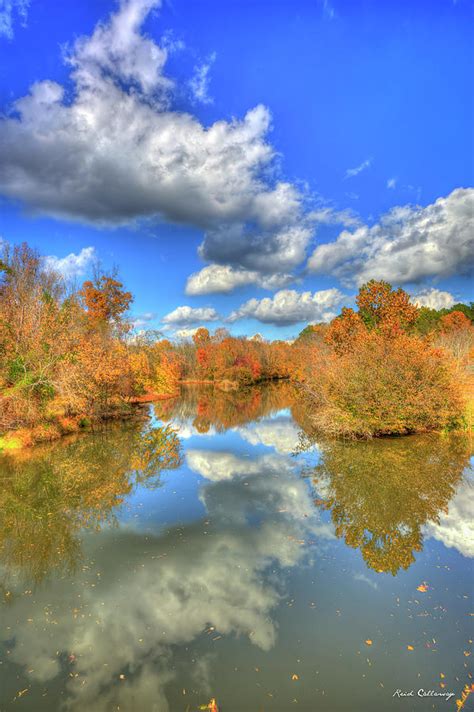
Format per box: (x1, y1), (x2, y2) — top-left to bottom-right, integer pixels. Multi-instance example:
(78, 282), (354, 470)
(0, 384), (472, 711)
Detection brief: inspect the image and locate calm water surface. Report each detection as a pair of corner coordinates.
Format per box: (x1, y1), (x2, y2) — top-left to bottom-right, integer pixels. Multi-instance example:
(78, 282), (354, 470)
(0, 384), (472, 712)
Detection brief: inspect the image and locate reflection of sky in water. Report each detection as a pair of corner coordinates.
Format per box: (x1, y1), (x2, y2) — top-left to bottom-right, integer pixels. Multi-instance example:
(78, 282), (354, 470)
(0, 393), (473, 712)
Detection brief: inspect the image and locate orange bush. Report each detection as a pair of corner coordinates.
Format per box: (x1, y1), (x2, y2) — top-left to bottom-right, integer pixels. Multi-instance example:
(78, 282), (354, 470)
(315, 329), (464, 437)
(305, 281), (466, 438)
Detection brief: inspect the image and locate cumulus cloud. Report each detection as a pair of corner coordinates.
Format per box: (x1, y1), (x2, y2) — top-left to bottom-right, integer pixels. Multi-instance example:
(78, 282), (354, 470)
(426, 473), (474, 558)
(43, 246), (96, 279)
(162, 305), (220, 326)
(189, 52), (215, 104)
(344, 158), (372, 179)
(412, 288), (455, 310)
(186, 449), (292, 481)
(0, 0), (313, 287)
(199, 220), (312, 276)
(185, 264), (293, 295)
(237, 415), (303, 455)
(70, 0), (169, 96)
(228, 287), (347, 326)
(0, 0), (29, 39)
(308, 188), (474, 286)
(171, 419), (217, 439)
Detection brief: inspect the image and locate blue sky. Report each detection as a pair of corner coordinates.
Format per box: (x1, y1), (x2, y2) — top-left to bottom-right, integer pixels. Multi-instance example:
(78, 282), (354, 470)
(0, 0), (472, 340)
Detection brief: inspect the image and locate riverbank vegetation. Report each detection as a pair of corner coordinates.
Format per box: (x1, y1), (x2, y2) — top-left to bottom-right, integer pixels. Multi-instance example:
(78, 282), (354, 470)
(301, 281), (473, 437)
(0, 242), (472, 447)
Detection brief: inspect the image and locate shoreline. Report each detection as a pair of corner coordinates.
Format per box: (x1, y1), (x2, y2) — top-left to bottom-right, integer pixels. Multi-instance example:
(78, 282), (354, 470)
(1, 376), (471, 453)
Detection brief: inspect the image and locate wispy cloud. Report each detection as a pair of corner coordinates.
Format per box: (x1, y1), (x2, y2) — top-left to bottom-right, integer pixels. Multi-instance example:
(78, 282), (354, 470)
(344, 158), (372, 179)
(131, 312), (157, 329)
(353, 572), (378, 590)
(0, 0), (29, 39)
(189, 52), (216, 104)
(387, 177), (397, 189)
(322, 0), (336, 20)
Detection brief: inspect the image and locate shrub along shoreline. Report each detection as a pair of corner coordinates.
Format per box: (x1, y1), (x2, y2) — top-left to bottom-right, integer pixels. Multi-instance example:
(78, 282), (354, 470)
(0, 243), (472, 451)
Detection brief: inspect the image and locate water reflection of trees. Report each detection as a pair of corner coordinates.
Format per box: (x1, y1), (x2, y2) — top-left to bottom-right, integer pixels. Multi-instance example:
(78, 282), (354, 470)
(0, 423), (181, 588)
(154, 381), (297, 432)
(308, 434), (472, 574)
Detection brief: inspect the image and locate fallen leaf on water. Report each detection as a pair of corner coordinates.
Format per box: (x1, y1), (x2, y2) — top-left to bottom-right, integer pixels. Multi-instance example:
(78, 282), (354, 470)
(365, 640), (373, 646)
(407, 645), (414, 651)
(417, 584), (428, 593)
(119, 674), (126, 680)
(291, 674), (299, 681)
(456, 683), (474, 711)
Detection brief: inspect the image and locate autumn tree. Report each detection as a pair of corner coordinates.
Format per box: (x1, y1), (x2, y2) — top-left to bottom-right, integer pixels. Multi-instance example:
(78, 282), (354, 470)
(436, 310), (474, 368)
(192, 327), (210, 346)
(325, 307), (365, 355)
(304, 281), (466, 437)
(356, 280), (419, 333)
(80, 273), (132, 327)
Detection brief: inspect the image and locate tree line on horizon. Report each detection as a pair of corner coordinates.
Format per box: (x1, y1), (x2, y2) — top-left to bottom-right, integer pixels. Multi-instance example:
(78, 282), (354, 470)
(0, 242), (472, 446)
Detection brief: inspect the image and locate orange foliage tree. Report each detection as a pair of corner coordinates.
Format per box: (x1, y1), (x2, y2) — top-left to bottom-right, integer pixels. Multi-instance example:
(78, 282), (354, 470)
(0, 242), (144, 438)
(80, 274), (132, 327)
(305, 281), (466, 437)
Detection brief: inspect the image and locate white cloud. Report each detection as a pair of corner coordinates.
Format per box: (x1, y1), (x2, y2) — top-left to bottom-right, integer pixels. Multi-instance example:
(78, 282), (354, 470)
(412, 288), (455, 310)
(0, 0), (29, 39)
(237, 415), (302, 455)
(308, 206), (361, 228)
(172, 327), (199, 340)
(228, 287), (347, 326)
(387, 177), (397, 189)
(0, 0), (312, 287)
(308, 188), (474, 286)
(162, 305), (220, 326)
(185, 264), (293, 295)
(170, 418), (217, 439)
(426, 473), (474, 558)
(69, 0), (169, 97)
(344, 158), (372, 179)
(43, 246), (95, 279)
(189, 52), (215, 104)
(186, 449), (292, 481)
(131, 311), (157, 329)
